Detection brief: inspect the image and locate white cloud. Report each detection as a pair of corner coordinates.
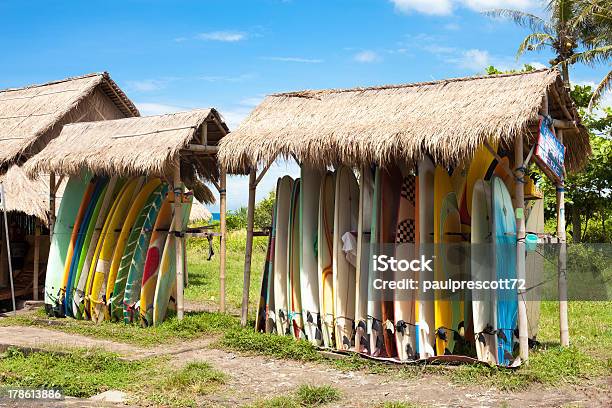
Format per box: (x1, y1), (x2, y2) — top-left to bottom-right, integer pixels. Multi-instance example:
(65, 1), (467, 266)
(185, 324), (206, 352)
(391, 0), (453, 16)
(354, 50), (381, 63)
(527, 61), (547, 70)
(263, 56), (323, 63)
(389, 0), (535, 16)
(136, 102), (186, 116)
(196, 31), (246, 42)
(198, 73), (255, 82)
(127, 79), (167, 92)
(444, 48), (491, 71)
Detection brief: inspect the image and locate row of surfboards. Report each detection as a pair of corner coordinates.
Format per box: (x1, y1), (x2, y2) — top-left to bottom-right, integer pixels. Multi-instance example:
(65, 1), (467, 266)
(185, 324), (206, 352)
(44, 176), (192, 326)
(256, 144), (544, 366)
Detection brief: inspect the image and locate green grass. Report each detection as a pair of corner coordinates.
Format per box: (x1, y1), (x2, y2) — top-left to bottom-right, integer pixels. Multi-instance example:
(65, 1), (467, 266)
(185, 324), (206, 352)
(0, 347), (226, 407)
(248, 384), (341, 407)
(0, 308), (240, 347)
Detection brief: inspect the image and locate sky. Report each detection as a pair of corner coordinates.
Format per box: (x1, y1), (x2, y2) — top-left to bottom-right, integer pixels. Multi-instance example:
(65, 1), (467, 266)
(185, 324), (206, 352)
(1, 0), (609, 211)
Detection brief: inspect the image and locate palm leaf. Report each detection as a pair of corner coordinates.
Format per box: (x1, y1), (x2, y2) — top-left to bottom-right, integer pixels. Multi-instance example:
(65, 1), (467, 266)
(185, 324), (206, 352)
(589, 69), (612, 110)
(484, 8), (554, 34)
(517, 32), (555, 58)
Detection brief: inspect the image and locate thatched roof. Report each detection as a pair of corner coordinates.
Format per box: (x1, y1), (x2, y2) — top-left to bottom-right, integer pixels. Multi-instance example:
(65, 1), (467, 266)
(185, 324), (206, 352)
(189, 200), (213, 223)
(24, 109), (229, 204)
(0, 72), (139, 173)
(0, 165), (59, 225)
(219, 69), (590, 173)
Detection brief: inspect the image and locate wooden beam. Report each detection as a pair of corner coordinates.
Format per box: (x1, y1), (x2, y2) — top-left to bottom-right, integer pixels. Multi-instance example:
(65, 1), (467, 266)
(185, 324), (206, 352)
(556, 128), (569, 347)
(255, 154), (278, 187)
(173, 161), (185, 320)
(549, 84), (574, 122)
(483, 141), (514, 180)
(0, 183), (16, 315)
(219, 169), (227, 313)
(183, 144), (219, 153)
(33, 222), (40, 301)
(49, 172), (56, 237)
(240, 169), (257, 326)
(515, 133), (529, 364)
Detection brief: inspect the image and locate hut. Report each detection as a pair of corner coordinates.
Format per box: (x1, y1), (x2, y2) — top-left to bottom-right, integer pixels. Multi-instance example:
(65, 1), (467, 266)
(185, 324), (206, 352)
(218, 69), (591, 362)
(24, 108), (230, 317)
(0, 73), (138, 304)
(189, 200), (213, 224)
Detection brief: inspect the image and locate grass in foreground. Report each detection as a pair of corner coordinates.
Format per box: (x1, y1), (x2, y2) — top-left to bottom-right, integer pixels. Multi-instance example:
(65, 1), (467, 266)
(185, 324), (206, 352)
(249, 384), (341, 407)
(0, 347), (225, 407)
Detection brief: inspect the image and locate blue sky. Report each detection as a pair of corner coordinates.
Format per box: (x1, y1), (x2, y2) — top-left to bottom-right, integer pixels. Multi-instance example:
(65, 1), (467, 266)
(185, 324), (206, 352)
(1, 0), (609, 211)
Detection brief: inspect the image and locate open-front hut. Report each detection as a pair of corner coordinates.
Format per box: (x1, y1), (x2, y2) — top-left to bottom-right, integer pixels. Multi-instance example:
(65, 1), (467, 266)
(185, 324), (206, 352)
(24, 108), (230, 318)
(0, 73), (138, 304)
(218, 69), (591, 363)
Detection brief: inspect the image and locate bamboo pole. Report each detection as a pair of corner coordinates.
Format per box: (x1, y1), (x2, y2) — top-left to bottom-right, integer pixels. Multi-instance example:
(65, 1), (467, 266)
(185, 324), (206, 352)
(514, 134), (529, 363)
(240, 169), (257, 326)
(33, 221), (40, 300)
(219, 169), (227, 313)
(173, 161), (185, 320)
(556, 128), (569, 347)
(0, 183), (16, 315)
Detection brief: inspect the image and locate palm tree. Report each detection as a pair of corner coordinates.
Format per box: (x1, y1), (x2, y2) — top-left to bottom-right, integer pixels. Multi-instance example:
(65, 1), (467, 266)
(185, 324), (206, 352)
(486, 0), (611, 107)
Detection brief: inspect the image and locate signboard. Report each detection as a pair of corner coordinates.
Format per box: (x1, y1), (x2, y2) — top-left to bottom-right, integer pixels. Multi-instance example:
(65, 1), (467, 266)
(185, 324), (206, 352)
(535, 117), (565, 183)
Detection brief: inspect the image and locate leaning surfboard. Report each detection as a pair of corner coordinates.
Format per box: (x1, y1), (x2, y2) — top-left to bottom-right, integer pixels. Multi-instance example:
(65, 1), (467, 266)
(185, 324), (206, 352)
(274, 176), (294, 336)
(318, 172), (335, 348)
(288, 179), (303, 339)
(332, 166), (359, 351)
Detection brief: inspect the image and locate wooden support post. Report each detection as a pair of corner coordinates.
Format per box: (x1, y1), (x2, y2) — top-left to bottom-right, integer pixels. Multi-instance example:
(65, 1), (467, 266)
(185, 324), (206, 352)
(173, 162), (185, 320)
(240, 169), (257, 326)
(49, 172), (56, 238)
(0, 183), (16, 315)
(514, 134), (529, 363)
(219, 169), (227, 313)
(33, 221), (40, 300)
(556, 128), (570, 347)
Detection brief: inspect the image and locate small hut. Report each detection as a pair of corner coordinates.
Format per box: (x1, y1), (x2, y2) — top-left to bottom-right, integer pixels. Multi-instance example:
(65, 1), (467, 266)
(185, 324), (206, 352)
(0, 73), (138, 303)
(218, 69), (591, 361)
(24, 108), (230, 316)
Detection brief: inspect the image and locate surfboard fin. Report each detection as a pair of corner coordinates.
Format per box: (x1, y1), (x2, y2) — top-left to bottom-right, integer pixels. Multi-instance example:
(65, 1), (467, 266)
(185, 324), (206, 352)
(396, 320), (407, 335)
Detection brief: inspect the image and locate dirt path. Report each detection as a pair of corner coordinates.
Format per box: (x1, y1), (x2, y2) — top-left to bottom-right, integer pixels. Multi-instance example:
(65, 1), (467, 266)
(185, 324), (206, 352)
(1, 325), (609, 407)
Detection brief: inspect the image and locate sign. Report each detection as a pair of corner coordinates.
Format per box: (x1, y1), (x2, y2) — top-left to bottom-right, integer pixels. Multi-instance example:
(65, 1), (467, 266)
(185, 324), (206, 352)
(535, 117), (565, 182)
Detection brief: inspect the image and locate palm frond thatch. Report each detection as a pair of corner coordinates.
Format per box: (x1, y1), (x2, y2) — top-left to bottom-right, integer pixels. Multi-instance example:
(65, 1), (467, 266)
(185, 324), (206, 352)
(219, 69), (591, 173)
(23, 109), (228, 201)
(189, 200), (212, 223)
(0, 72), (139, 173)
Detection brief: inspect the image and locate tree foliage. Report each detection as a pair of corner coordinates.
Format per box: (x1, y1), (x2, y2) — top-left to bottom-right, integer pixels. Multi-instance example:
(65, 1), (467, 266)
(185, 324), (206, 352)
(225, 190), (276, 231)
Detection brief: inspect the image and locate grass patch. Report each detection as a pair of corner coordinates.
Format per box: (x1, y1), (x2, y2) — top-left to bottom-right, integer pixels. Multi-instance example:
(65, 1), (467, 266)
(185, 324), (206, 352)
(0, 310), (240, 347)
(248, 384), (341, 407)
(295, 384), (341, 406)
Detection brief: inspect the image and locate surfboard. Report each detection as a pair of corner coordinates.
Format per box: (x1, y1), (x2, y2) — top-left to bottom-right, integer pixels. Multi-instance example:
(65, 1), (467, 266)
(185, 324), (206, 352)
(256, 184), (278, 334)
(332, 166), (359, 351)
(300, 166), (322, 345)
(64, 178), (107, 317)
(45, 174), (91, 315)
(471, 180), (498, 364)
(466, 143), (498, 218)
(355, 165), (374, 354)
(492, 176), (518, 366)
(525, 198), (544, 340)
(90, 177), (143, 323)
(379, 166), (402, 358)
(394, 174), (417, 360)
(416, 157), (436, 359)
(318, 172), (335, 347)
(274, 176), (294, 336)
(140, 191), (174, 327)
(367, 167), (383, 356)
(106, 178), (162, 319)
(288, 179), (303, 339)
(123, 184), (169, 323)
(152, 191), (193, 325)
(74, 177), (122, 319)
(434, 166), (458, 355)
(60, 178), (96, 314)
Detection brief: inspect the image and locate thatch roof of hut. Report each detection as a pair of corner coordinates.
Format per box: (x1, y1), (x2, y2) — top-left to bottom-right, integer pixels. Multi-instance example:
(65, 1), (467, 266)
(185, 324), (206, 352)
(219, 69), (590, 173)
(189, 200), (213, 223)
(0, 72), (139, 173)
(0, 165), (63, 225)
(24, 109), (229, 204)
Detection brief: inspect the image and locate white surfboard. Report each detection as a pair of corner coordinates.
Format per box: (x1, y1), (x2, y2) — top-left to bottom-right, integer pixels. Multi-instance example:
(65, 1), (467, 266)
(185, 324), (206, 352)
(416, 157), (436, 359)
(274, 176), (294, 336)
(355, 166), (374, 353)
(471, 180), (498, 364)
(318, 172), (336, 348)
(367, 167), (383, 357)
(300, 166), (323, 345)
(525, 198), (544, 340)
(333, 166), (359, 350)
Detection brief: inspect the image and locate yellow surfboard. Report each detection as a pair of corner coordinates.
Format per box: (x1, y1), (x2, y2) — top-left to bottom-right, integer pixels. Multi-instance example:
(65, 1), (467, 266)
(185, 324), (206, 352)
(466, 142), (498, 218)
(89, 178), (143, 322)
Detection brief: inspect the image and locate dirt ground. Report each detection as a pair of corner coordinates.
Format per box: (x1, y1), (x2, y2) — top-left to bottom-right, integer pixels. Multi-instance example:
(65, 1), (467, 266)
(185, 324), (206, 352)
(0, 325), (609, 408)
